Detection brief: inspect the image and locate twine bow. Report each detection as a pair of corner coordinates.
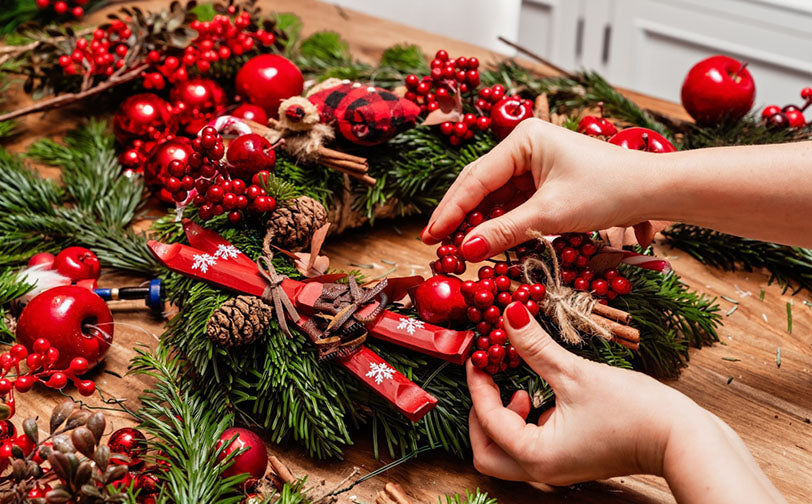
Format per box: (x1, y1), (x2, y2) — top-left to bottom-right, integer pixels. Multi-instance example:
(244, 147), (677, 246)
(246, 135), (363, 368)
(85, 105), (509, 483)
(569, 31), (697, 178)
(324, 276), (388, 334)
(523, 231), (612, 345)
(257, 255), (300, 338)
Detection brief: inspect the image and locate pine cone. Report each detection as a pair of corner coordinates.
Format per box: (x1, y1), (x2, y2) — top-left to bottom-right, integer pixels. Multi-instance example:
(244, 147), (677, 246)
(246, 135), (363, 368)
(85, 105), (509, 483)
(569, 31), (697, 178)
(207, 296), (273, 347)
(265, 196), (328, 251)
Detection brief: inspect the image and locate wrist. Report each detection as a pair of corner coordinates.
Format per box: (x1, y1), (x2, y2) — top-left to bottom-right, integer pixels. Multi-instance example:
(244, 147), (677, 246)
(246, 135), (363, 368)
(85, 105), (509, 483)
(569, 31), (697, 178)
(616, 149), (672, 226)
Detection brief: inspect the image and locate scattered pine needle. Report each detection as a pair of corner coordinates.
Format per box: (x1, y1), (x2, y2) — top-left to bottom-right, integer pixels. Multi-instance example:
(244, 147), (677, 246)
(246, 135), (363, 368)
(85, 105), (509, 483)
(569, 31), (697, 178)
(776, 347), (782, 368)
(381, 259), (397, 265)
(786, 302), (793, 335)
(721, 295), (739, 304)
(727, 376), (734, 385)
(804, 300), (812, 307)
(762, 313), (769, 323)
(721, 357), (741, 362)
(760, 289), (766, 302)
(726, 305), (738, 317)
(350, 262), (374, 269)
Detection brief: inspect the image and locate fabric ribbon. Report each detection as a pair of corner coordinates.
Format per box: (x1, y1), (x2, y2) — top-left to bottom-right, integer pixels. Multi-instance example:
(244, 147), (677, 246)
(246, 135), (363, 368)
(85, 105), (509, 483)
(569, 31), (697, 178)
(523, 231), (612, 345)
(257, 255), (300, 338)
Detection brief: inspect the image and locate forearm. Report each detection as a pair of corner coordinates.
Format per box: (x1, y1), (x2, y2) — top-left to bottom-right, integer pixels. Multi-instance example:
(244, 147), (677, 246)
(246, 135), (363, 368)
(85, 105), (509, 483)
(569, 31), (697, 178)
(662, 410), (785, 504)
(640, 141), (812, 247)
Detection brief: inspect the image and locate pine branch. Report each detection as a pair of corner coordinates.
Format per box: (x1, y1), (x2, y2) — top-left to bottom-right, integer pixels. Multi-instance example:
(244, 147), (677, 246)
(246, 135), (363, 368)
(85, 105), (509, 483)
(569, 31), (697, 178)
(439, 489), (497, 504)
(662, 224), (812, 294)
(676, 114), (812, 149)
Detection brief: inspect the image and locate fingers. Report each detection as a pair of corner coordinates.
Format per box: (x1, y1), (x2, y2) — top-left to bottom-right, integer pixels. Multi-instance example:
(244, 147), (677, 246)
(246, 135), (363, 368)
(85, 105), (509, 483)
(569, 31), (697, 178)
(502, 302), (579, 391)
(507, 390), (531, 420)
(421, 124), (537, 245)
(469, 408), (534, 481)
(458, 194), (546, 261)
(466, 360), (541, 456)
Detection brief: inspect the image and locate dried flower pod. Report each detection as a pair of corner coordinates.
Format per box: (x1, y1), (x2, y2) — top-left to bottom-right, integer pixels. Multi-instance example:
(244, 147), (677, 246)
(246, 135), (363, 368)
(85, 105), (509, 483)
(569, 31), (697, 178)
(80, 484), (103, 499)
(86, 412), (106, 442)
(94, 444), (110, 472)
(0, 403), (10, 421)
(26, 459), (41, 479)
(50, 400), (75, 434)
(104, 464), (128, 484)
(10, 444), (23, 459)
(71, 426), (96, 458)
(48, 452), (71, 482)
(52, 434), (75, 454)
(74, 459), (93, 487)
(23, 417), (38, 444)
(64, 410), (91, 430)
(45, 488), (71, 503)
(11, 459), (26, 479)
(37, 443), (53, 461)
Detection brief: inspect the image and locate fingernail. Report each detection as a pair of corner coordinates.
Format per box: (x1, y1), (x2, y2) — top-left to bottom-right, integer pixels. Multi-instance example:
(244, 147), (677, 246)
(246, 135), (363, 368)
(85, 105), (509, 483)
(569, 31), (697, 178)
(505, 302), (530, 329)
(461, 236), (489, 262)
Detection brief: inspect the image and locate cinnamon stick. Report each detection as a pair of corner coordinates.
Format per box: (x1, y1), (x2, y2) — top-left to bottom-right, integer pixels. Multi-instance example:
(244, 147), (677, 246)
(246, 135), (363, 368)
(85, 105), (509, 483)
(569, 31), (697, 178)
(318, 146), (367, 164)
(268, 455), (296, 490)
(322, 160), (376, 185)
(591, 302), (632, 324)
(590, 314), (640, 349)
(323, 157), (369, 174)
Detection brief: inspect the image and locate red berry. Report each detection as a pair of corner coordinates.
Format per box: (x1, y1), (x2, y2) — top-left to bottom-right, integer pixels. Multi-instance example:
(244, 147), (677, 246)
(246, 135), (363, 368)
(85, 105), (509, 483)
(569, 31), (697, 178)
(78, 380), (96, 396)
(573, 277), (589, 291)
(227, 211), (242, 224)
(525, 300), (540, 317)
(507, 345), (519, 361)
(54, 1), (67, 14)
(529, 283), (546, 301)
(611, 276), (632, 295)
(26, 354), (42, 371)
(476, 337), (491, 350)
(70, 357), (89, 375)
(581, 269), (595, 282)
(473, 290), (493, 309)
(478, 266), (494, 280)
(405, 74), (419, 89)
(206, 185), (224, 203)
(487, 344), (506, 364)
(476, 321), (492, 335)
(591, 279), (609, 297)
(476, 116), (491, 131)
(494, 275), (511, 292)
(761, 105), (781, 119)
(489, 329), (508, 345)
(512, 289), (530, 303)
(494, 262), (509, 276)
(471, 351), (488, 369)
(453, 122), (468, 136)
(497, 291), (512, 307)
(15, 376), (34, 392)
(603, 268), (619, 280)
(478, 278), (496, 294)
(561, 247), (577, 264)
(441, 255), (458, 273)
(46, 372), (68, 389)
(567, 233), (585, 247)
(164, 176), (181, 192)
(0, 379), (12, 394)
(440, 122), (454, 135)
(483, 305), (501, 324)
(467, 211), (484, 226)
(574, 254), (589, 268)
(10, 345), (26, 361)
(466, 307), (482, 323)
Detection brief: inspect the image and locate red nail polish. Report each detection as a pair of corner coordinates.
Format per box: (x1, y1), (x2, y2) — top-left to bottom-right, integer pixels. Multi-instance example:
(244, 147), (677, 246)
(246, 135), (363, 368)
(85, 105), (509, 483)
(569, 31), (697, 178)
(461, 236), (489, 262)
(505, 302), (530, 328)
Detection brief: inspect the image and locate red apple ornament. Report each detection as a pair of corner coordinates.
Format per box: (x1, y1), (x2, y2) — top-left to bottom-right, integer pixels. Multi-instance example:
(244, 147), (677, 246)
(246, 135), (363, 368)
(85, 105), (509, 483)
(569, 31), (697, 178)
(216, 427), (268, 481)
(226, 134), (276, 181)
(489, 96), (534, 139)
(235, 54), (304, 118)
(681, 55), (755, 125)
(54, 247), (100, 281)
(608, 127), (676, 153)
(577, 103), (617, 137)
(16, 286), (113, 370)
(231, 104), (268, 125)
(412, 275), (468, 326)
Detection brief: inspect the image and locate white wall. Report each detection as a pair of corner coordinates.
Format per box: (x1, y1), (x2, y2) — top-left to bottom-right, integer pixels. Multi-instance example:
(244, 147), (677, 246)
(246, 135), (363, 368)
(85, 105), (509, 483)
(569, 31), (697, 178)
(329, 0), (521, 54)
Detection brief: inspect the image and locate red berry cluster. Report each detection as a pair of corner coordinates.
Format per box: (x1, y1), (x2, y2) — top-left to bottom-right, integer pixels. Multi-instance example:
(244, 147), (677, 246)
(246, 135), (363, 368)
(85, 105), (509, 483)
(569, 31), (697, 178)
(143, 11), (275, 90)
(473, 84), (507, 113)
(438, 114), (492, 146)
(431, 244), (466, 275)
(762, 87), (811, 130)
(35, 0), (86, 18)
(551, 233), (632, 301)
(0, 341), (96, 419)
(58, 21), (132, 77)
(161, 127), (277, 222)
(404, 50), (481, 108)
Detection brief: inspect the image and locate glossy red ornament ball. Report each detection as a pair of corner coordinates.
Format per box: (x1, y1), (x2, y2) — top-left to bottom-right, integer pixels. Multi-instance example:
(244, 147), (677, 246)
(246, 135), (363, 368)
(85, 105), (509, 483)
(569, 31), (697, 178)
(0, 421), (15, 442)
(216, 427), (268, 481)
(170, 78), (227, 134)
(113, 93), (178, 145)
(412, 275), (468, 326)
(54, 246), (100, 281)
(16, 286), (113, 370)
(490, 97), (534, 139)
(108, 427), (147, 465)
(681, 55), (755, 125)
(608, 127), (676, 153)
(231, 104), (269, 125)
(226, 134), (276, 181)
(146, 137), (194, 199)
(236, 55), (304, 118)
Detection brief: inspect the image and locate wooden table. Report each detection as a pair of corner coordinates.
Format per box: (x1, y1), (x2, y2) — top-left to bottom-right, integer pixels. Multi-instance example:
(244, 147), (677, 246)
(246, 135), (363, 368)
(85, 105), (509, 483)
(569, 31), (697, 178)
(5, 1), (812, 502)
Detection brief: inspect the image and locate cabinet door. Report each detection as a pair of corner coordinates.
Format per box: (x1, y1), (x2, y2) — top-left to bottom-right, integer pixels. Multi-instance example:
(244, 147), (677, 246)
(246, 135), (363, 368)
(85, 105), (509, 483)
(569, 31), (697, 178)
(606, 0), (812, 107)
(517, 0), (583, 72)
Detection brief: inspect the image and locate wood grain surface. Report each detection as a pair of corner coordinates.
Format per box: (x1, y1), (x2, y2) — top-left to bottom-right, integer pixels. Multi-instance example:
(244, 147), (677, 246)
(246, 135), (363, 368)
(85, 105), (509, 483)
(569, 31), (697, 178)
(4, 1), (810, 502)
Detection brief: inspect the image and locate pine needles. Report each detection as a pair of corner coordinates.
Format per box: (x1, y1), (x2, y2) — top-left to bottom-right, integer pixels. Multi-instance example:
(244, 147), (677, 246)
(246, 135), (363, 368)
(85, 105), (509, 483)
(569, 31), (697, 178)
(663, 224), (812, 294)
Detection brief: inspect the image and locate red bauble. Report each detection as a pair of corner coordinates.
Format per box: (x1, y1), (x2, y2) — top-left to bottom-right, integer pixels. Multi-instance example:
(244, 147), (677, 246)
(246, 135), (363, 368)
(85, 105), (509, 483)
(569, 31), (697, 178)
(489, 97), (534, 139)
(235, 54), (304, 118)
(608, 127), (676, 153)
(231, 104), (269, 125)
(0, 421), (15, 442)
(27, 252), (56, 269)
(577, 115), (617, 137)
(134, 471), (161, 496)
(681, 55), (755, 125)
(113, 93), (177, 144)
(170, 78), (227, 134)
(54, 246), (100, 281)
(108, 427), (147, 465)
(216, 427), (268, 481)
(412, 275), (468, 326)
(146, 137), (194, 202)
(16, 286), (113, 370)
(226, 134), (276, 181)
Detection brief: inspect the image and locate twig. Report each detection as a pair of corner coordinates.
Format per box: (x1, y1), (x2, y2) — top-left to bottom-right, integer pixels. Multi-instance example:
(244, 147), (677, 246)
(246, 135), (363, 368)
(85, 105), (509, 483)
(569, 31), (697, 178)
(0, 64), (147, 123)
(312, 467), (361, 504)
(497, 36), (575, 78)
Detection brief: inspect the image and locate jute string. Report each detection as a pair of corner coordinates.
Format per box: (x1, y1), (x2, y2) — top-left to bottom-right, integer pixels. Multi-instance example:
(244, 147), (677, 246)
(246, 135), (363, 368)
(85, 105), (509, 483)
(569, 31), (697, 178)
(523, 231), (612, 345)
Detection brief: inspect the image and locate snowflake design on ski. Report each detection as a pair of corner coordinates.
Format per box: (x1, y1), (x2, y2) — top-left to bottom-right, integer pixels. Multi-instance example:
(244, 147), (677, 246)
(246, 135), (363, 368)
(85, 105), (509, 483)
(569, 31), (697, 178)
(396, 317), (424, 335)
(213, 244), (240, 260)
(365, 362), (395, 385)
(191, 253), (217, 273)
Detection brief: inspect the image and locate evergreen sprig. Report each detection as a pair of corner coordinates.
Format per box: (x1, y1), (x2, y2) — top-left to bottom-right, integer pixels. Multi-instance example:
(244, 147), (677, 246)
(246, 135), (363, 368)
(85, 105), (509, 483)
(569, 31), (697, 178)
(440, 489), (497, 504)
(663, 224), (812, 294)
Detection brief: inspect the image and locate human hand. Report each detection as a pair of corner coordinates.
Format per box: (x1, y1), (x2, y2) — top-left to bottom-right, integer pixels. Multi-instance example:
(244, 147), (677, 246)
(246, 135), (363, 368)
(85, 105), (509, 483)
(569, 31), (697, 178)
(468, 302), (785, 502)
(422, 119), (661, 261)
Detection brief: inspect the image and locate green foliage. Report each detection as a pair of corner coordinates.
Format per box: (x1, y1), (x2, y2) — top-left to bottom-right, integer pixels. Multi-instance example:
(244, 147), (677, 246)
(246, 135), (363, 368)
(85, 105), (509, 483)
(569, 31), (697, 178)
(129, 344), (248, 504)
(676, 115), (812, 150)
(439, 489), (497, 504)
(0, 267), (34, 340)
(663, 224), (812, 294)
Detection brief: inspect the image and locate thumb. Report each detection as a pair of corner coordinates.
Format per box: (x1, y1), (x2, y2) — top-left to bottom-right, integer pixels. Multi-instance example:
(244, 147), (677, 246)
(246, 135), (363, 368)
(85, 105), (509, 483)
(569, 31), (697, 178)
(503, 302), (578, 391)
(460, 196), (544, 262)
